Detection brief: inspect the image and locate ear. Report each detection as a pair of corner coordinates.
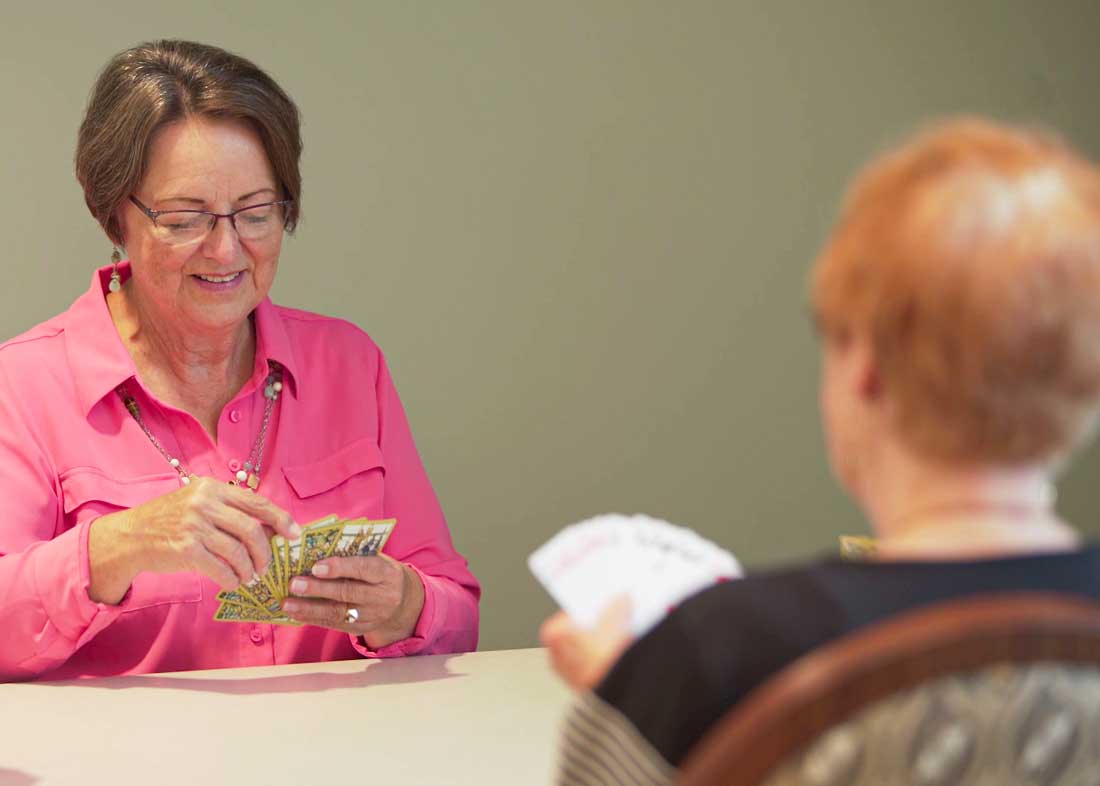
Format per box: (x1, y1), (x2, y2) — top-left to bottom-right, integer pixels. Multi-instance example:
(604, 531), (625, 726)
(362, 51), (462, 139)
(111, 200), (134, 250)
(851, 335), (883, 404)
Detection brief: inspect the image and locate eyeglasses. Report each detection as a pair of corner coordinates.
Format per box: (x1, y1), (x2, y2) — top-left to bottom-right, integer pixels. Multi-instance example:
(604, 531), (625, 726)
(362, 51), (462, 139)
(129, 195), (293, 245)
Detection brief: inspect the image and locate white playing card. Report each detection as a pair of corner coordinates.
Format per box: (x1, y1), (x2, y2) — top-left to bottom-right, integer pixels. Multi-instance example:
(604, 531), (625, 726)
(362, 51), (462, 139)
(528, 515), (635, 627)
(529, 513), (742, 636)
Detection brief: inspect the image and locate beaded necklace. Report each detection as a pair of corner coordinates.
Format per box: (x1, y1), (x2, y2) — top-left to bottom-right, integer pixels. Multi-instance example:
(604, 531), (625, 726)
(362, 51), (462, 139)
(115, 360), (284, 490)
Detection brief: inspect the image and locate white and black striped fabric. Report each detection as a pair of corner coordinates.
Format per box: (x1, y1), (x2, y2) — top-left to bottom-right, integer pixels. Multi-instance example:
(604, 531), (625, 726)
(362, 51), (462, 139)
(555, 691), (674, 786)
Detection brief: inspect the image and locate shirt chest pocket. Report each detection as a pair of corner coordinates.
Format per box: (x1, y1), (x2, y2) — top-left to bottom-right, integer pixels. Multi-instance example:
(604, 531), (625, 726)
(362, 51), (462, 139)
(60, 469), (204, 610)
(281, 437), (387, 523)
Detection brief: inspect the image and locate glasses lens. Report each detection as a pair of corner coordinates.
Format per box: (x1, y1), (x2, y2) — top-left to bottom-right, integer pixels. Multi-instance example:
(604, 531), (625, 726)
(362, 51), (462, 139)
(234, 202), (285, 241)
(155, 212), (212, 244)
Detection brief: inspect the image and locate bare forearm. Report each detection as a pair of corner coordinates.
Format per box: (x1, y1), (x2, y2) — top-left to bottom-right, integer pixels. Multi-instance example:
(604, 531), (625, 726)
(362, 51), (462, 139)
(361, 564), (426, 650)
(87, 511), (140, 605)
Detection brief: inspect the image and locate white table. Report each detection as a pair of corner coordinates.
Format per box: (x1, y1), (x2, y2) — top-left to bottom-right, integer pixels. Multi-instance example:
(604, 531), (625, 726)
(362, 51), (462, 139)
(0, 648), (571, 786)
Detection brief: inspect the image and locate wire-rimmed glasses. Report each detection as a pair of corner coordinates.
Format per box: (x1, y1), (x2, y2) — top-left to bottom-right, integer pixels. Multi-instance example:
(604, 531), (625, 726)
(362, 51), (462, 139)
(129, 195), (292, 245)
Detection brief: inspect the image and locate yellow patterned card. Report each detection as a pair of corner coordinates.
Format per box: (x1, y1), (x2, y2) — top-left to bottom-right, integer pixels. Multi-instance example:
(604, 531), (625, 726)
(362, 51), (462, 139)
(214, 600), (277, 623)
(839, 535), (877, 561)
(211, 514), (399, 625)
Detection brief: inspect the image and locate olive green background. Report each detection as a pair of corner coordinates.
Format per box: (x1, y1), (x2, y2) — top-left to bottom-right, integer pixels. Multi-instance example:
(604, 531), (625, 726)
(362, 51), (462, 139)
(3, 2), (1099, 651)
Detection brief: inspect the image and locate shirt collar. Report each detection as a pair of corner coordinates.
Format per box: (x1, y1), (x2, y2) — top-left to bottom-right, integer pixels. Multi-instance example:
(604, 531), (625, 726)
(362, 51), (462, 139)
(252, 296), (301, 399)
(67, 263), (140, 416)
(67, 262), (300, 416)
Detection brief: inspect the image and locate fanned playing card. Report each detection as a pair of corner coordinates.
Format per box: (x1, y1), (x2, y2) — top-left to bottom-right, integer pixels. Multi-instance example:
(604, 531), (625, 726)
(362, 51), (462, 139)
(233, 571), (283, 616)
(213, 515), (397, 624)
(329, 519), (396, 559)
(214, 600), (283, 623)
(529, 513), (742, 636)
(270, 534), (287, 598)
(217, 586), (266, 610)
(296, 516), (342, 576)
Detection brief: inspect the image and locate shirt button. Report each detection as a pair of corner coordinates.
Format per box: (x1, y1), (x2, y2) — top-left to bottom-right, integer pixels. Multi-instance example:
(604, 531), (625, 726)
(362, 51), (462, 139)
(229, 459), (243, 472)
(249, 627), (264, 644)
(229, 409), (242, 423)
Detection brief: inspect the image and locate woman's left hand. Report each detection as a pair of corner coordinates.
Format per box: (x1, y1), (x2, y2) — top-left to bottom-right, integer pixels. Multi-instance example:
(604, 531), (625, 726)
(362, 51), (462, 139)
(281, 554), (425, 649)
(540, 596), (635, 692)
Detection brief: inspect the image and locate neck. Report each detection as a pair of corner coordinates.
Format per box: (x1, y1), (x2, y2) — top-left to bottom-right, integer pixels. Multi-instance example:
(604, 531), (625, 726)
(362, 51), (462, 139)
(108, 283), (255, 419)
(859, 439), (1077, 561)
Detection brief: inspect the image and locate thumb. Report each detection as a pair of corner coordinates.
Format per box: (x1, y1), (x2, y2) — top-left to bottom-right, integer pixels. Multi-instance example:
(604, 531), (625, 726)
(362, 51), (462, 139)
(596, 594), (634, 638)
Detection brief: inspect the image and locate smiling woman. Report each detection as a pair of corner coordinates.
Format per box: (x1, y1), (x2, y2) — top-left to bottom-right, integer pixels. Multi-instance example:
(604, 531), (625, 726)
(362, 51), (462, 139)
(0, 40), (480, 681)
(108, 117), (287, 400)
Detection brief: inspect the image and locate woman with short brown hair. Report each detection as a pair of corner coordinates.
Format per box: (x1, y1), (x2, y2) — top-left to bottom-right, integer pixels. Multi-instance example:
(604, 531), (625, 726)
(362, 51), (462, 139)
(0, 40), (479, 681)
(77, 39), (303, 245)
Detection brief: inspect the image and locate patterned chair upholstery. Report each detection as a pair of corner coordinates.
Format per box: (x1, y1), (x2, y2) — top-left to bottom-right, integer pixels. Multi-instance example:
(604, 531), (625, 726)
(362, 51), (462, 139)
(676, 594), (1100, 786)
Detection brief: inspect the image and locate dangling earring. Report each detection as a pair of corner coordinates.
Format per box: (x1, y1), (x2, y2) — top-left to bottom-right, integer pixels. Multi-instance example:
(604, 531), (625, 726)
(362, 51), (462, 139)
(108, 248), (122, 293)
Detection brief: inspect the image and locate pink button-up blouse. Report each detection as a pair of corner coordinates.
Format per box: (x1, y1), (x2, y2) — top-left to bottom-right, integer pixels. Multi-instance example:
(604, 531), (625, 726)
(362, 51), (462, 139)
(0, 264), (480, 681)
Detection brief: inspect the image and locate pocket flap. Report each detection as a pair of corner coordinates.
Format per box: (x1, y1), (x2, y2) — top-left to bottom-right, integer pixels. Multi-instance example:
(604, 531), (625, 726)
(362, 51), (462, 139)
(60, 468), (182, 514)
(282, 437), (386, 499)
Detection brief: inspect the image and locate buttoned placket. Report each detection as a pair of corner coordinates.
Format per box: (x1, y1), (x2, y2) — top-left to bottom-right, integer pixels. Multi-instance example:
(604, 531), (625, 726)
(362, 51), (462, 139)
(221, 389), (278, 665)
(216, 375), (262, 485)
(221, 400), (249, 482)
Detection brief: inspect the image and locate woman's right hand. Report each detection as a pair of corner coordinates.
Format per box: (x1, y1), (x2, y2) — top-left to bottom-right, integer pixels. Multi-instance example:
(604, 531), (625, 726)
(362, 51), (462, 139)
(87, 477), (301, 604)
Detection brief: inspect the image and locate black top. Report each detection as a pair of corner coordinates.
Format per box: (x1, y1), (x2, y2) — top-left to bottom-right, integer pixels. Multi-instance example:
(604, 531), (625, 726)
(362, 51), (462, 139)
(594, 545), (1100, 767)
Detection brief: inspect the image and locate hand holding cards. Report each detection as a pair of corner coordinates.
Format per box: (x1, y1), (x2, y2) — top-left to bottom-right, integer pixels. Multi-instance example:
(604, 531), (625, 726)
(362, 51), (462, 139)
(529, 513), (742, 636)
(214, 515), (396, 625)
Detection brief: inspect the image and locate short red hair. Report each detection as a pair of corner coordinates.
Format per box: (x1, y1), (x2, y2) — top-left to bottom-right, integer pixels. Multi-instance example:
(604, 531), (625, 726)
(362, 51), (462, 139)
(812, 118), (1100, 463)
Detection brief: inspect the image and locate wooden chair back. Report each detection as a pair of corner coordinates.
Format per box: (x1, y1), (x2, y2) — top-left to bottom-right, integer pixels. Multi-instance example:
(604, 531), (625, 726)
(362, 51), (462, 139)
(677, 593), (1100, 786)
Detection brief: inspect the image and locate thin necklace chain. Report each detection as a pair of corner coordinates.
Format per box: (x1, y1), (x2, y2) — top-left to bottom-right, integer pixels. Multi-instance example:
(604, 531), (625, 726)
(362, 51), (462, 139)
(116, 360), (284, 490)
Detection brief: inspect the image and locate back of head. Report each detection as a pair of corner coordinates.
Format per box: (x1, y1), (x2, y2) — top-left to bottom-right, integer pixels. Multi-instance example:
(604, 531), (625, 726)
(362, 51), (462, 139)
(76, 39), (302, 245)
(812, 119), (1100, 465)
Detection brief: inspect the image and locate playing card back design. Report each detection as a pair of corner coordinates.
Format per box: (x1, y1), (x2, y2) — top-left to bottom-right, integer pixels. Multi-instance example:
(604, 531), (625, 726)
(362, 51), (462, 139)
(213, 515), (399, 624)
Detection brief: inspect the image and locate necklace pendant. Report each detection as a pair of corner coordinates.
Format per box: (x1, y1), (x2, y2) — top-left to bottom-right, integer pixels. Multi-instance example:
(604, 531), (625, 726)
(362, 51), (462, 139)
(246, 473), (260, 490)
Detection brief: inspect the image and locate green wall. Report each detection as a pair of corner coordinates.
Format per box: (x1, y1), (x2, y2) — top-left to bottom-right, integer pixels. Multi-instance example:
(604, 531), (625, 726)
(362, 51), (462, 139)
(3, 2), (1099, 650)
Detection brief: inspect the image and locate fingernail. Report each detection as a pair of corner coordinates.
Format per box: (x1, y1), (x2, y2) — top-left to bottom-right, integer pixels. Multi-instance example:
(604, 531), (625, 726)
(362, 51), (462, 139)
(290, 577), (308, 594)
(289, 522), (303, 538)
(251, 573), (261, 585)
(283, 600), (299, 613)
(311, 563), (330, 577)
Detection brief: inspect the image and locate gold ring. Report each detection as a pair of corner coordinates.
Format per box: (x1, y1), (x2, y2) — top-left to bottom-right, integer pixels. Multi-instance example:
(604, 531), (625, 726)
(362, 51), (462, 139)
(344, 607), (360, 624)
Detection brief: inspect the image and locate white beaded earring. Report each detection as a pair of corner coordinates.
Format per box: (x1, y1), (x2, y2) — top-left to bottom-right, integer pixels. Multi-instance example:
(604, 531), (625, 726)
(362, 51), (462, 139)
(108, 248), (122, 293)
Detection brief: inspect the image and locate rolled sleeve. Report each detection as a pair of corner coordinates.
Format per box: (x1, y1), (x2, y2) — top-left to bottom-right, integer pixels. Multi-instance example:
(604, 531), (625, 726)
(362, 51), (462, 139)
(3, 520), (125, 680)
(350, 561), (479, 658)
(0, 357), (128, 680)
(361, 350), (480, 656)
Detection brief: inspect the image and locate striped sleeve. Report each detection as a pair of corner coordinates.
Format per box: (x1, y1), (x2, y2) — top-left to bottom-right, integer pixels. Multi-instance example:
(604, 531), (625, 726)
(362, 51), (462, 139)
(555, 691), (675, 786)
